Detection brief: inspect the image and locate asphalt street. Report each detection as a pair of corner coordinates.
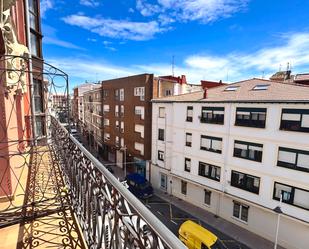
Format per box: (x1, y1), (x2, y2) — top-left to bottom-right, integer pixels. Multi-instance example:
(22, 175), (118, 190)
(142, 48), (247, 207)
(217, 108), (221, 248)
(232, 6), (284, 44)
(142, 195), (251, 249)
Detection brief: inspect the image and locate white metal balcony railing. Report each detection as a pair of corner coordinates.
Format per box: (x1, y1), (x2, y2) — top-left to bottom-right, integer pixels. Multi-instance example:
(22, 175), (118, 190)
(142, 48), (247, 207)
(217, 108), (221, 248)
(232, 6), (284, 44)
(0, 54), (186, 249)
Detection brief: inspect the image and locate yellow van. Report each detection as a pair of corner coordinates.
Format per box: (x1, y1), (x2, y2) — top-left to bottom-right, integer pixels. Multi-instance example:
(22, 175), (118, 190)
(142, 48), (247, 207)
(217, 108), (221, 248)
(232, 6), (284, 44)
(178, 220), (226, 249)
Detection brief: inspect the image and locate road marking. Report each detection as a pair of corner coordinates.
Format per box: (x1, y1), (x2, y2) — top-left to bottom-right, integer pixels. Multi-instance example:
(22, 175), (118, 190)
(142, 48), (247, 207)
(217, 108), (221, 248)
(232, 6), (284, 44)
(145, 204), (151, 209)
(171, 220), (178, 225)
(157, 211), (163, 216)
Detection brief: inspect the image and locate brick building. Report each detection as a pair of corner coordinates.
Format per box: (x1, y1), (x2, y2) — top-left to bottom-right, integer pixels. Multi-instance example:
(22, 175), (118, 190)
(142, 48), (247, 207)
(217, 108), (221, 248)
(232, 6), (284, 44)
(82, 73), (202, 177)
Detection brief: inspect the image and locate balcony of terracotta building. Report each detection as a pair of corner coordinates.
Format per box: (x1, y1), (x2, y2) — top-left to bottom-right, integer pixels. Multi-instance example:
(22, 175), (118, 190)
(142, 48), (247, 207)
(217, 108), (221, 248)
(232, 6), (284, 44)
(0, 55), (185, 249)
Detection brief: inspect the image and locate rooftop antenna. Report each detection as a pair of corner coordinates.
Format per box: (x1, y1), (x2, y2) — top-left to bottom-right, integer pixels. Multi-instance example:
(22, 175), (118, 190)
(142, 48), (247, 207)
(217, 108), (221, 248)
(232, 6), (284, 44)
(287, 62), (290, 71)
(279, 64), (282, 72)
(262, 71), (265, 79)
(172, 55), (175, 76)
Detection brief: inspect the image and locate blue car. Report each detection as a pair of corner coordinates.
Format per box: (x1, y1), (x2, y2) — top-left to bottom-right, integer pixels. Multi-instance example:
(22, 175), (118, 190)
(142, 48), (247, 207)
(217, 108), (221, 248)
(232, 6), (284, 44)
(125, 173), (153, 199)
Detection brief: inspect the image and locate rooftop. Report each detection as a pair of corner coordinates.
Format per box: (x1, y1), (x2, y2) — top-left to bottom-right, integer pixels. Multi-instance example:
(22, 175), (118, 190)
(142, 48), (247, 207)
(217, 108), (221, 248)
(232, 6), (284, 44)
(153, 78), (309, 103)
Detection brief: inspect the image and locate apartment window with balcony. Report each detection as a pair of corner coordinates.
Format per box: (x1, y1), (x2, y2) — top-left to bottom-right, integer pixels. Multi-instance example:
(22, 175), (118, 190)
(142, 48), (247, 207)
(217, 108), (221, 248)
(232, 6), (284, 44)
(198, 162), (220, 181)
(273, 182), (309, 210)
(201, 107), (224, 124)
(158, 150), (164, 161)
(158, 128), (165, 141)
(200, 135), (222, 154)
(181, 180), (187, 195)
(159, 107), (165, 118)
(33, 79), (43, 113)
(185, 133), (192, 147)
(277, 147), (309, 172)
(116, 120), (119, 130)
(280, 109), (309, 133)
(235, 107), (266, 128)
(233, 202), (249, 222)
(204, 190), (211, 206)
(231, 171), (260, 194)
(234, 140), (263, 162)
(186, 106), (193, 122)
(119, 88), (124, 101)
(184, 158), (191, 172)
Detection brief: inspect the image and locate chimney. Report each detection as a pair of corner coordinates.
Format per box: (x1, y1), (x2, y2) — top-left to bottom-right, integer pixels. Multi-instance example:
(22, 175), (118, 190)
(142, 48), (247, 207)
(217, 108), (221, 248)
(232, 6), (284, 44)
(181, 75), (187, 84)
(203, 88), (208, 99)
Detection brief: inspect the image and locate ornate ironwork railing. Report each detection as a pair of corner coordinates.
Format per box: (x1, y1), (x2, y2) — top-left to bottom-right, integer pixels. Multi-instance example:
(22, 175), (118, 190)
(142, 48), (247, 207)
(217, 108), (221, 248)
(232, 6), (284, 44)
(50, 116), (186, 249)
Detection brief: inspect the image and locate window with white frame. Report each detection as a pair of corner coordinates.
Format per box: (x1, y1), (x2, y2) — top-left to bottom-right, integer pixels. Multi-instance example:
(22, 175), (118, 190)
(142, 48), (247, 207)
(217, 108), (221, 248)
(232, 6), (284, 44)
(159, 107), (165, 118)
(104, 119), (109, 126)
(120, 121), (124, 133)
(115, 105), (119, 116)
(158, 150), (164, 161)
(134, 87), (145, 100)
(134, 142), (144, 156)
(135, 106), (145, 119)
(119, 88), (124, 101)
(103, 104), (110, 112)
(115, 136), (120, 145)
(116, 120), (119, 130)
(233, 202), (249, 222)
(120, 105), (124, 116)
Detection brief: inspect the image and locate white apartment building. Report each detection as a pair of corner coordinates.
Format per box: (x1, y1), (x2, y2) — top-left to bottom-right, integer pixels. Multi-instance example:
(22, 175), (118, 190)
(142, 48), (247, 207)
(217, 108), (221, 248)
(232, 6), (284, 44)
(151, 78), (309, 249)
(74, 83), (101, 124)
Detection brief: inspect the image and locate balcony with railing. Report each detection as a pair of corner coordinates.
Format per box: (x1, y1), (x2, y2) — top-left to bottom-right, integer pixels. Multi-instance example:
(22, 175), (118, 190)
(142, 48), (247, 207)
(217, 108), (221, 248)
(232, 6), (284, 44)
(0, 55), (186, 249)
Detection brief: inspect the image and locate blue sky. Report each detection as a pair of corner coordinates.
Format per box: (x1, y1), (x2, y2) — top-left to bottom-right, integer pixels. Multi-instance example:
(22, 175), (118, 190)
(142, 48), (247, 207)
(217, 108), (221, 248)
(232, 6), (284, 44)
(41, 0), (309, 88)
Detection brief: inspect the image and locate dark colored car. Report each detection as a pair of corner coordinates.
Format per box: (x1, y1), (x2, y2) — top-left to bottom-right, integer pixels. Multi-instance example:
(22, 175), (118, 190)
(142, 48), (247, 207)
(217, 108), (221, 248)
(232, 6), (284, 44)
(125, 173), (153, 199)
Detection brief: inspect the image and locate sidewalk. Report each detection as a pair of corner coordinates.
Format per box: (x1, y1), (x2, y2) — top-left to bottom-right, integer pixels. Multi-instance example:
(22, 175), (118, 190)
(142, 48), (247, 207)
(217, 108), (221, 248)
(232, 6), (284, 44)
(155, 189), (285, 249)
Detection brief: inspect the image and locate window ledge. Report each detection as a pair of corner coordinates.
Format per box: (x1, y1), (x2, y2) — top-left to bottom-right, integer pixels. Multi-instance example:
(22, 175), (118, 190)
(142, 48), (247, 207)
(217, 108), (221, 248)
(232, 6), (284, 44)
(231, 216), (248, 225)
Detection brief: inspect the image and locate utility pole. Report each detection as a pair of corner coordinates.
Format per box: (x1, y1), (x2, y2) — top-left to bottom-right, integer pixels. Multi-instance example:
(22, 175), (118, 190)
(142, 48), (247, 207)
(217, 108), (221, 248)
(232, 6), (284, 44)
(123, 145), (127, 177)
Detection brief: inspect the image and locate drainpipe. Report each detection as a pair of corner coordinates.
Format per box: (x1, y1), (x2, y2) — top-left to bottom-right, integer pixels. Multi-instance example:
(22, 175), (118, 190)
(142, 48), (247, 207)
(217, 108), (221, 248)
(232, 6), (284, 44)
(24, 0), (37, 145)
(217, 102), (232, 216)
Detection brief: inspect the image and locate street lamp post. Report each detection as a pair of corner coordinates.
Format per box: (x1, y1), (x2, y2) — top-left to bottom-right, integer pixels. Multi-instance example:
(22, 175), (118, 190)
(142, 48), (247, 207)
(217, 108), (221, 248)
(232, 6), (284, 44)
(274, 194), (283, 249)
(122, 145), (127, 177)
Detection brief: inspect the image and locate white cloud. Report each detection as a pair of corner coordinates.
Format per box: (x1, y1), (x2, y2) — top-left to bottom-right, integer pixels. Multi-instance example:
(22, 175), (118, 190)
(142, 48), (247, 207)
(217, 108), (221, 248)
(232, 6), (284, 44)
(44, 37), (85, 50)
(128, 8), (135, 13)
(43, 24), (84, 50)
(80, 0), (100, 7)
(87, 38), (97, 42)
(62, 14), (166, 41)
(47, 32), (309, 85)
(40, 0), (53, 17)
(136, 0), (248, 23)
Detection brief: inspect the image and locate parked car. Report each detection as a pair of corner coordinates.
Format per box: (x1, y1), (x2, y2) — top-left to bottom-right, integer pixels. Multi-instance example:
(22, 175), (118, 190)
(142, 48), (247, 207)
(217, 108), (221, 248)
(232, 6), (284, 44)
(179, 220), (226, 249)
(125, 173), (153, 199)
